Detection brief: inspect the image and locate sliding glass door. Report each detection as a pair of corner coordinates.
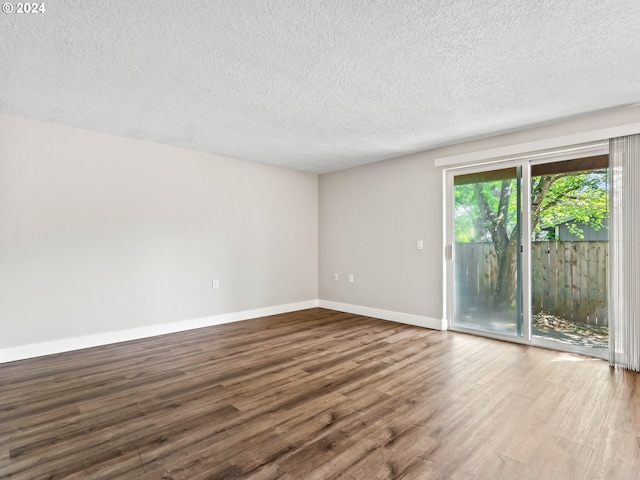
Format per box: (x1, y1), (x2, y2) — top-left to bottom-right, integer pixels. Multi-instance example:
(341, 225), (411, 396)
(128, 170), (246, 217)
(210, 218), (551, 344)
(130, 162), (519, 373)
(451, 166), (524, 337)
(530, 157), (609, 352)
(446, 153), (609, 357)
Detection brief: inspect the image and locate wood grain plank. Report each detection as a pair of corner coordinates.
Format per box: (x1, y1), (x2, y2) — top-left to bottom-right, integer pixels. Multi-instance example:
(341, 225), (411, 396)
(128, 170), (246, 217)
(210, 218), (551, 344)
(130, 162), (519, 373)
(1, 308), (638, 479)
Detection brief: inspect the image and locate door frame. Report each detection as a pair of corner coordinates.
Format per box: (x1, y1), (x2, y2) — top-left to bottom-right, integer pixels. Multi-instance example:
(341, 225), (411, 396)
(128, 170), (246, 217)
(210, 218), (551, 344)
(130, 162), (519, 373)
(443, 145), (609, 360)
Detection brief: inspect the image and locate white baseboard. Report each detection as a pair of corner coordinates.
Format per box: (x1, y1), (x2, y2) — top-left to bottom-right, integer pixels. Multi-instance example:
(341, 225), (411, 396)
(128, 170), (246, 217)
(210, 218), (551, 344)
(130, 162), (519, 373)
(318, 300), (445, 331)
(1, 299), (445, 364)
(0, 300), (319, 364)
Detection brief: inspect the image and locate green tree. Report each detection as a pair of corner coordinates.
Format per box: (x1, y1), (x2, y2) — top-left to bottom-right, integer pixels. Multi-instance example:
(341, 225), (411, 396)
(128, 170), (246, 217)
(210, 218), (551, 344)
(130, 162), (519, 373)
(534, 172), (608, 238)
(455, 169), (608, 308)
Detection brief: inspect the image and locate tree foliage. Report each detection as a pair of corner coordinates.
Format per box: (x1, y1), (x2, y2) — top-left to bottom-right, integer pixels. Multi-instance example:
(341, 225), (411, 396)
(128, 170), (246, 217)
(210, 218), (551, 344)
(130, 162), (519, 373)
(534, 170), (608, 239)
(455, 169), (608, 243)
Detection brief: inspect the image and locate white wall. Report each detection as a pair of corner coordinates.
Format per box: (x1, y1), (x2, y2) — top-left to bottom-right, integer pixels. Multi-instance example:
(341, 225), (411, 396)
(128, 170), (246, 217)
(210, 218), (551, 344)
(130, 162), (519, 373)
(319, 105), (640, 324)
(0, 114), (318, 350)
(319, 156), (441, 322)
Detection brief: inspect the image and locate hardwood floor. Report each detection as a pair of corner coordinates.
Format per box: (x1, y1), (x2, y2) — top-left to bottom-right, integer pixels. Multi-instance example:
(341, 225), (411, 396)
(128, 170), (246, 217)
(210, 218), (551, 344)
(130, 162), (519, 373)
(1, 308), (639, 479)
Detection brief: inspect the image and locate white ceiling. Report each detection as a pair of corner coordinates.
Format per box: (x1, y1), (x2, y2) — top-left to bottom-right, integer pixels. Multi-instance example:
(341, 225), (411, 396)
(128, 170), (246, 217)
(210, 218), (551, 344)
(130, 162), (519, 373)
(2, 1), (640, 174)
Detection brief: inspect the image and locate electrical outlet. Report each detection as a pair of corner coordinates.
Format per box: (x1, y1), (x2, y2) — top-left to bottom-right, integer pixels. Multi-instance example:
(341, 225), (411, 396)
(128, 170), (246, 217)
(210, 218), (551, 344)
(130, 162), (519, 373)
(212, 279), (219, 289)
(348, 274), (354, 283)
(334, 273), (339, 281)
(417, 240), (424, 250)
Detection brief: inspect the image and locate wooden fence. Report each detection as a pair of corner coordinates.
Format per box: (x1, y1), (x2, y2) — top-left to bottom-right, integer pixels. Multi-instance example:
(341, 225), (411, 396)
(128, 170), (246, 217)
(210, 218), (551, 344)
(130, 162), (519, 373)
(455, 241), (608, 326)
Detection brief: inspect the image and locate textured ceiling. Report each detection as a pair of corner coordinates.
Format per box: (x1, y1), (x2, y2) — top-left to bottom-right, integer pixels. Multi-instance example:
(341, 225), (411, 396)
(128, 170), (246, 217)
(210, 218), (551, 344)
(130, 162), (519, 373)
(2, 1), (640, 173)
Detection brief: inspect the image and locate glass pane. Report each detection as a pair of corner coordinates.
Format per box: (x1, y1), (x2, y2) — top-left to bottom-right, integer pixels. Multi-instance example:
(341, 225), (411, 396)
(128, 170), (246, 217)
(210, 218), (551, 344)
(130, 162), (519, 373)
(531, 161), (609, 350)
(453, 168), (522, 336)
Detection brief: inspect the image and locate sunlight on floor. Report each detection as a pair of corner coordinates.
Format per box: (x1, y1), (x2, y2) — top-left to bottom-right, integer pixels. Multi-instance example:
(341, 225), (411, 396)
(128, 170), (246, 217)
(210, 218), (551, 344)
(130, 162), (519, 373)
(551, 352), (602, 362)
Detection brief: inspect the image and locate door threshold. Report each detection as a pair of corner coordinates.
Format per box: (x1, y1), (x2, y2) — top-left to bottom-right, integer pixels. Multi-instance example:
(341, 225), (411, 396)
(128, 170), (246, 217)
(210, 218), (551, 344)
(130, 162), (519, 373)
(449, 325), (608, 360)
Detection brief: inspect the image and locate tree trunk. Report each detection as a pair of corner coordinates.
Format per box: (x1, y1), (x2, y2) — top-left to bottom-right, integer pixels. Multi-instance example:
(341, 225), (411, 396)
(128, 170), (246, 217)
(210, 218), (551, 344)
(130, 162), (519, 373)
(473, 175), (559, 311)
(473, 180), (518, 309)
(494, 237), (518, 309)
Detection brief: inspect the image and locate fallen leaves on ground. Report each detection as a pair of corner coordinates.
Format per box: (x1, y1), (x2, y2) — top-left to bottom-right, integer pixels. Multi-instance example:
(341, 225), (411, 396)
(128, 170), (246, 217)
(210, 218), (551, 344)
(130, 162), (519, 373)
(532, 314), (608, 349)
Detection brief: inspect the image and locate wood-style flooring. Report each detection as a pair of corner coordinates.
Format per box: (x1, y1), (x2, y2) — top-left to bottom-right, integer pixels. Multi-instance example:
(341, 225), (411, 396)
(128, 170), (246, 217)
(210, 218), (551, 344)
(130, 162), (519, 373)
(1, 308), (639, 479)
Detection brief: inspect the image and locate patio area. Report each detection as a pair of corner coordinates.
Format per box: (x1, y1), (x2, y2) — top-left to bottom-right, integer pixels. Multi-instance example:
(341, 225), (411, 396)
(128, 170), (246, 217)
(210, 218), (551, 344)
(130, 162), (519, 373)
(532, 313), (608, 350)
